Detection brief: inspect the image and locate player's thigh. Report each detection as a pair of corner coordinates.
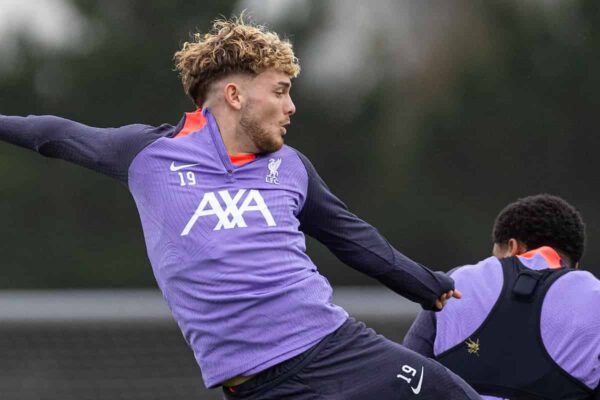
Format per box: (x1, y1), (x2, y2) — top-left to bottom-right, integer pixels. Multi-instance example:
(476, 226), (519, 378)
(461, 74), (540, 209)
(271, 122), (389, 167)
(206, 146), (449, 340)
(244, 377), (325, 400)
(222, 374), (325, 400)
(296, 322), (479, 399)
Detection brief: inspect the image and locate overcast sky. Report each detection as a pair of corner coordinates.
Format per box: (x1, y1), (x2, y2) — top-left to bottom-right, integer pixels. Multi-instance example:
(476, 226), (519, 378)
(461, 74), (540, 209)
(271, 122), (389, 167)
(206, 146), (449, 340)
(0, 0), (573, 100)
(0, 0), (89, 71)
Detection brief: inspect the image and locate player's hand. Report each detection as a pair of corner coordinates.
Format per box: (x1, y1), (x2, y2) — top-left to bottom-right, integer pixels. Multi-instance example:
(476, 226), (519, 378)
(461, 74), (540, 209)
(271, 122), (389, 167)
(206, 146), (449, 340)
(435, 289), (462, 310)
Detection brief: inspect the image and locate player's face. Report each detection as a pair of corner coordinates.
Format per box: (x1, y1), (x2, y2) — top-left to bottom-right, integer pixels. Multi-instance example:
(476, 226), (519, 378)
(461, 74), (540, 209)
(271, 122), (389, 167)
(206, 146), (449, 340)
(240, 69), (296, 154)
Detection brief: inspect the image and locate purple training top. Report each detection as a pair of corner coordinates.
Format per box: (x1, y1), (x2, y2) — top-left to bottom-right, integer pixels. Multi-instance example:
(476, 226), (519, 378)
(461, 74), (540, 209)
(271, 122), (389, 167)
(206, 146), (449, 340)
(404, 247), (600, 399)
(0, 109), (454, 388)
(128, 111), (350, 386)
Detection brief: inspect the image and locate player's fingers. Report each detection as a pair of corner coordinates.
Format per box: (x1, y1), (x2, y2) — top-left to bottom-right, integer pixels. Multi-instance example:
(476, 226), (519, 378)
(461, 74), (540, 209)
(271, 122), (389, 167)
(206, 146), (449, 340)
(437, 295), (450, 309)
(436, 290), (460, 310)
(435, 299), (443, 309)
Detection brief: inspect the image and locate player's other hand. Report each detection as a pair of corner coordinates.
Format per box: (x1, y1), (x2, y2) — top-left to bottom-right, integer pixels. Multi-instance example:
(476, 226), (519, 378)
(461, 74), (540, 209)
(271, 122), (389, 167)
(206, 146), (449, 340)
(435, 289), (462, 310)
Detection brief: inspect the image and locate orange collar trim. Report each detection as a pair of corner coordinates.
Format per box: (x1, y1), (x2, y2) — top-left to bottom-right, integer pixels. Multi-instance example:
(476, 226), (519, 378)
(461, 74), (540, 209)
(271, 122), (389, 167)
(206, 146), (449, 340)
(175, 109), (207, 138)
(175, 109), (257, 166)
(519, 246), (562, 269)
(229, 153), (257, 166)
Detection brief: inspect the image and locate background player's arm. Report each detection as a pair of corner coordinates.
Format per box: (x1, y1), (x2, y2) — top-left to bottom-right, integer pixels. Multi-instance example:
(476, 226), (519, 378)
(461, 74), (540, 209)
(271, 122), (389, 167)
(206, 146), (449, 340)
(0, 114), (162, 185)
(294, 150), (455, 311)
(404, 265), (464, 352)
(403, 310), (436, 357)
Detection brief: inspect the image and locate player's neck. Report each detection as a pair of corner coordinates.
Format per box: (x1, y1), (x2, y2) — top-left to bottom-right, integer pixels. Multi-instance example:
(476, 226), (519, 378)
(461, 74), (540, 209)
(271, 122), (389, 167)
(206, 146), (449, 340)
(209, 107), (256, 155)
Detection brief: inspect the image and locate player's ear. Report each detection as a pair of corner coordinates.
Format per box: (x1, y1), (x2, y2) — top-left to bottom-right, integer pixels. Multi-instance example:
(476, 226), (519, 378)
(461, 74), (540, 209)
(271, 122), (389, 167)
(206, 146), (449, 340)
(223, 75), (252, 111)
(223, 82), (244, 110)
(507, 238), (528, 256)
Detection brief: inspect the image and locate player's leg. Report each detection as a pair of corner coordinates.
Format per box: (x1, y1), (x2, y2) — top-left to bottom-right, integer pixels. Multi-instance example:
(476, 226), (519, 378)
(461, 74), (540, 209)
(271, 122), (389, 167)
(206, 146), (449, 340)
(293, 317), (481, 400)
(221, 332), (331, 400)
(222, 318), (480, 399)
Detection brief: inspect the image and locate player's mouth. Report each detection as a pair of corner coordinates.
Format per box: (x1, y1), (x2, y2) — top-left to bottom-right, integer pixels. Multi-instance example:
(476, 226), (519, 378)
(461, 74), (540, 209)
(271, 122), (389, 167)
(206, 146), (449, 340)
(281, 121), (290, 135)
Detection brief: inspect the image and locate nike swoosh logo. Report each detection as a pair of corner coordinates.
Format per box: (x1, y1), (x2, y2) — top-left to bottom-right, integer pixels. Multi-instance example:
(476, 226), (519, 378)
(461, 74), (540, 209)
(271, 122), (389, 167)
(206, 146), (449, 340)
(411, 366), (424, 395)
(170, 162), (199, 172)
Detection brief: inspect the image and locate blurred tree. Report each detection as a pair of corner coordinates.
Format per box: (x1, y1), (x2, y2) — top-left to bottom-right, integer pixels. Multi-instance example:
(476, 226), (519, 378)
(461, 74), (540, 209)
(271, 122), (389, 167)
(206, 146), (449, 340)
(0, 0), (598, 288)
(0, 0), (238, 287)
(407, 0), (600, 270)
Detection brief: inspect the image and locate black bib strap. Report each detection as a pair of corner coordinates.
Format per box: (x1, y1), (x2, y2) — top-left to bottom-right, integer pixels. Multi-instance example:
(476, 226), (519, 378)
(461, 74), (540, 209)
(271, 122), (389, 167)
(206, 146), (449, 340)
(512, 269), (543, 299)
(437, 257), (592, 399)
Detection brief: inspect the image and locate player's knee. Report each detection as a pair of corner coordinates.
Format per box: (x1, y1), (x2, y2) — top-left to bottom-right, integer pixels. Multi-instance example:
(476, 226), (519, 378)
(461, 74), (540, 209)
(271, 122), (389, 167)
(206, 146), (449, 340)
(421, 358), (481, 400)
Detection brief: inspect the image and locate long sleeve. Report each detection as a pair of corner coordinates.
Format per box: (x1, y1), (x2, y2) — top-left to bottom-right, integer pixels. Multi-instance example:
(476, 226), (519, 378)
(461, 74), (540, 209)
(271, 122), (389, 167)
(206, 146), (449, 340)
(0, 114), (165, 185)
(294, 150), (454, 311)
(403, 310), (437, 357)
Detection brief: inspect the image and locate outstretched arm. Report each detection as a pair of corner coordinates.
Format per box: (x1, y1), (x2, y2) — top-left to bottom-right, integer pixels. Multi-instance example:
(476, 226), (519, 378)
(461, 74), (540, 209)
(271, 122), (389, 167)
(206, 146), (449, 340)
(294, 150), (458, 311)
(0, 114), (164, 185)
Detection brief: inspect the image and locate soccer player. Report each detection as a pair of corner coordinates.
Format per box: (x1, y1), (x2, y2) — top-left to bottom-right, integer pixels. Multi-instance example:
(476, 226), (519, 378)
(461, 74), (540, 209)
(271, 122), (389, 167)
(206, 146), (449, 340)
(0, 17), (479, 399)
(404, 194), (600, 399)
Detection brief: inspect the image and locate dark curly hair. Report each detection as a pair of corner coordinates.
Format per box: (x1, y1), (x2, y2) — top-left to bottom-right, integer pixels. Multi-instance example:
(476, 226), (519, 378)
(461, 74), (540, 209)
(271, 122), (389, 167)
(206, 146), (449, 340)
(492, 194), (585, 265)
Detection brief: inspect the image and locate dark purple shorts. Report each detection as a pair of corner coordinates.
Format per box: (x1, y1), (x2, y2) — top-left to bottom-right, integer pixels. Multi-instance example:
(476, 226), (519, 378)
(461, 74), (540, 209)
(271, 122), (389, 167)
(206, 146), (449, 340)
(222, 318), (480, 400)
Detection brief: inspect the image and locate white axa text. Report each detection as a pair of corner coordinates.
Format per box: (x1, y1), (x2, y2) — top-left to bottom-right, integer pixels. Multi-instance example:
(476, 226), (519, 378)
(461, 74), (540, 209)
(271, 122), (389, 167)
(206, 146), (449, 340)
(181, 189), (276, 235)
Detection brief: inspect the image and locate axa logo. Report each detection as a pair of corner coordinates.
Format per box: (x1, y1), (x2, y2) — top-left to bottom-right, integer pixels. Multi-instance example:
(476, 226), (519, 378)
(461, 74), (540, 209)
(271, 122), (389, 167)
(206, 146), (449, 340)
(181, 189), (276, 235)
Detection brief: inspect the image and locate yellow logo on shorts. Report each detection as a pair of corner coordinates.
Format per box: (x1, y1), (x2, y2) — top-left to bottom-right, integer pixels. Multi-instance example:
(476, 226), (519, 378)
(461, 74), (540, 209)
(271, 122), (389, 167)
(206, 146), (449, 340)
(465, 338), (480, 356)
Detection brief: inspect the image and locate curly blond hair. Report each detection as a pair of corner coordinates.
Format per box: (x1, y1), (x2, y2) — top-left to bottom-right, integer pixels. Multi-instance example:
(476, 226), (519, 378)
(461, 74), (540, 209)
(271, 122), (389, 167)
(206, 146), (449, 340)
(174, 16), (300, 106)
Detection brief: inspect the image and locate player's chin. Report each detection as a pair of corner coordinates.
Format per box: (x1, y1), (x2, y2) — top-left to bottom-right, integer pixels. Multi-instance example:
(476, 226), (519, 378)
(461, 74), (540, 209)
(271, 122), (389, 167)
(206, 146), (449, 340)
(257, 136), (284, 154)
(270, 131), (285, 149)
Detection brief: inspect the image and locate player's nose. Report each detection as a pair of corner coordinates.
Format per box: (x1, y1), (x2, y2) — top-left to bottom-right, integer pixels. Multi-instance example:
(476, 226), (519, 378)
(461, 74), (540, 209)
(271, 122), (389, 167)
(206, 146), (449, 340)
(285, 97), (296, 116)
